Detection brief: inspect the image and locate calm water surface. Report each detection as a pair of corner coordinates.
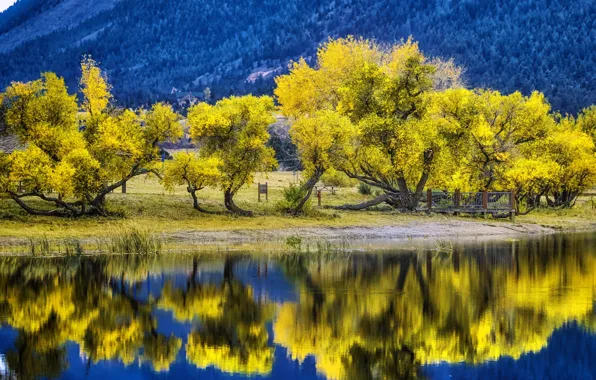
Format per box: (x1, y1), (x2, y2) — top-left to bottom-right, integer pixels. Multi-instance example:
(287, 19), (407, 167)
(0, 233), (594, 379)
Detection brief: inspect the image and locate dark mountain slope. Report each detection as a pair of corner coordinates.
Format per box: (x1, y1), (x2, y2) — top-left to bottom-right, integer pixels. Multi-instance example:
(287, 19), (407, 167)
(0, 0), (594, 113)
(0, 0), (122, 52)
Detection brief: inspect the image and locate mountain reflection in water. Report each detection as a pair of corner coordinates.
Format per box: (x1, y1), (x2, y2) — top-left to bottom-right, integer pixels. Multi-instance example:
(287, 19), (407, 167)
(0, 233), (594, 379)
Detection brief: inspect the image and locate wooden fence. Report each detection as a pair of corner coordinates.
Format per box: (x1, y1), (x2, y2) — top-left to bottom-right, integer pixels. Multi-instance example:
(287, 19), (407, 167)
(419, 190), (517, 221)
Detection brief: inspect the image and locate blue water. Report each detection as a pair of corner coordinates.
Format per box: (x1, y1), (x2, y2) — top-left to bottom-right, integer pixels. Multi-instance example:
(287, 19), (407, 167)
(0, 234), (594, 379)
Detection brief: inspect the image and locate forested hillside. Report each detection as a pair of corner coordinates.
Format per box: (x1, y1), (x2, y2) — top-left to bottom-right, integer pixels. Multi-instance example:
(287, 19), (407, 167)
(0, 0), (594, 113)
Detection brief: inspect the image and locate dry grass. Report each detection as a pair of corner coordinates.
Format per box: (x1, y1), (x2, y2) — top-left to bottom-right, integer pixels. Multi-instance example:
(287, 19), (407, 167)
(0, 172), (595, 241)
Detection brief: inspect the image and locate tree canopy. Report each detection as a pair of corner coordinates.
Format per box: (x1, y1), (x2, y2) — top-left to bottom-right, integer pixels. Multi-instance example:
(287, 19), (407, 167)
(187, 95), (277, 215)
(276, 37), (596, 212)
(0, 58), (183, 216)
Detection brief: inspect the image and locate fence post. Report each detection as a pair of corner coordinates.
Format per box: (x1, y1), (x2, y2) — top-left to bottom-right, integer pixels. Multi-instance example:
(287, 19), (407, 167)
(265, 182), (268, 201)
(454, 189), (461, 215)
(482, 190), (488, 219)
(510, 190), (517, 222)
(258, 182), (261, 202)
(122, 179), (127, 194)
(317, 190), (322, 207)
(427, 189), (432, 212)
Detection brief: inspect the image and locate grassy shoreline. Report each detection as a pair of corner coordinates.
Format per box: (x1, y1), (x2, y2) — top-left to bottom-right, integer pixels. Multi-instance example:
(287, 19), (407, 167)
(1, 172), (595, 250)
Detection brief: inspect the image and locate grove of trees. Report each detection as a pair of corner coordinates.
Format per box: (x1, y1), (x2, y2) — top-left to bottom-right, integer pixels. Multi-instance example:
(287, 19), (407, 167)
(275, 37), (596, 214)
(1, 38), (596, 217)
(0, 57), (182, 216)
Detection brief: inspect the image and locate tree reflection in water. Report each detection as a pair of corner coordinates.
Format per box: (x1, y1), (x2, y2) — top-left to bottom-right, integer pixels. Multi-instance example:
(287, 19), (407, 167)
(274, 235), (596, 379)
(0, 234), (593, 379)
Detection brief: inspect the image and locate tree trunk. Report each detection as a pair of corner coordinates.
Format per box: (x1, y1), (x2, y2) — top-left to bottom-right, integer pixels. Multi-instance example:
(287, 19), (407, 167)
(224, 188), (252, 216)
(8, 167), (157, 218)
(189, 187), (216, 214)
(396, 177), (426, 211)
(333, 194), (389, 210)
(291, 168), (323, 215)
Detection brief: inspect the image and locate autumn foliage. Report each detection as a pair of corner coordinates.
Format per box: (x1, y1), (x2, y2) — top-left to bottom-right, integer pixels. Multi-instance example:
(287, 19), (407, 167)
(275, 37), (596, 213)
(0, 58), (182, 216)
(1, 38), (595, 217)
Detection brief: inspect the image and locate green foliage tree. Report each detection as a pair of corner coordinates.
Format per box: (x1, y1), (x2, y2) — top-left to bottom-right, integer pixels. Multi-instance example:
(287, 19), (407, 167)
(0, 59), (183, 217)
(187, 95), (277, 215)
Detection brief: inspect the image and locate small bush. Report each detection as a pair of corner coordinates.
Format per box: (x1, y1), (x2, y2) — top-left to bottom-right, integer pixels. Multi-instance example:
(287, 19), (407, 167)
(358, 182), (373, 195)
(277, 184), (311, 214)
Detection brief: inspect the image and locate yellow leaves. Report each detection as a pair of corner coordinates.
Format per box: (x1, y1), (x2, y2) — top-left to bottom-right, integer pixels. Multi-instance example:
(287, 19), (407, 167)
(157, 282), (225, 321)
(93, 110), (145, 173)
(162, 152), (222, 192)
(143, 335), (182, 372)
(62, 148), (102, 197)
(2, 79), (44, 137)
(143, 102), (183, 146)
(577, 105), (596, 140)
(186, 333), (273, 375)
(290, 110), (356, 177)
(49, 160), (76, 197)
(275, 59), (325, 118)
(386, 37), (424, 76)
(89, 319), (144, 364)
(80, 56), (112, 116)
(470, 114), (495, 146)
(187, 96), (277, 192)
(9, 145), (53, 192)
(3, 73), (77, 141)
(500, 157), (559, 196)
(0, 58), (186, 212)
(276, 37), (459, 197)
(271, 248), (596, 378)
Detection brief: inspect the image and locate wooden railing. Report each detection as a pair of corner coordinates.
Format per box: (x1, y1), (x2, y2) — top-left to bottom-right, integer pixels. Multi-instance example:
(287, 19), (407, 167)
(419, 189), (517, 220)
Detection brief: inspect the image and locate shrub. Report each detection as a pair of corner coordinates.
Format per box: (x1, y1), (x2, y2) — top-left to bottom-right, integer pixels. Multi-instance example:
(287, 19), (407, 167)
(358, 182), (373, 195)
(277, 184), (311, 214)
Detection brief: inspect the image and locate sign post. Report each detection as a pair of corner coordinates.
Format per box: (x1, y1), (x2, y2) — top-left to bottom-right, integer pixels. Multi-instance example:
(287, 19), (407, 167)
(258, 182), (268, 202)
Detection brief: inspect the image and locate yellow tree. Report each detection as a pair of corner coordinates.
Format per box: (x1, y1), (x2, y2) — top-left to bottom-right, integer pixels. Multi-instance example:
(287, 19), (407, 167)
(284, 110), (356, 214)
(435, 91), (596, 210)
(276, 37), (464, 210)
(0, 257), (183, 376)
(187, 95), (277, 215)
(274, 236), (595, 379)
(0, 59), (183, 216)
(540, 124), (596, 207)
(162, 152), (222, 213)
(432, 89), (555, 190)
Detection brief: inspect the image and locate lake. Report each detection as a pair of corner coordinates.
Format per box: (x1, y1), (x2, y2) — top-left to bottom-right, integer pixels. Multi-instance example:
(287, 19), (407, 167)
(0, 233), (594, 379)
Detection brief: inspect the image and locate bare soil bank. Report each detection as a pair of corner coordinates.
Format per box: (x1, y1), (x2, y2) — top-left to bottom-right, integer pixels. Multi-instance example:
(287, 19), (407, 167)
(166, 220), (555, 245)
